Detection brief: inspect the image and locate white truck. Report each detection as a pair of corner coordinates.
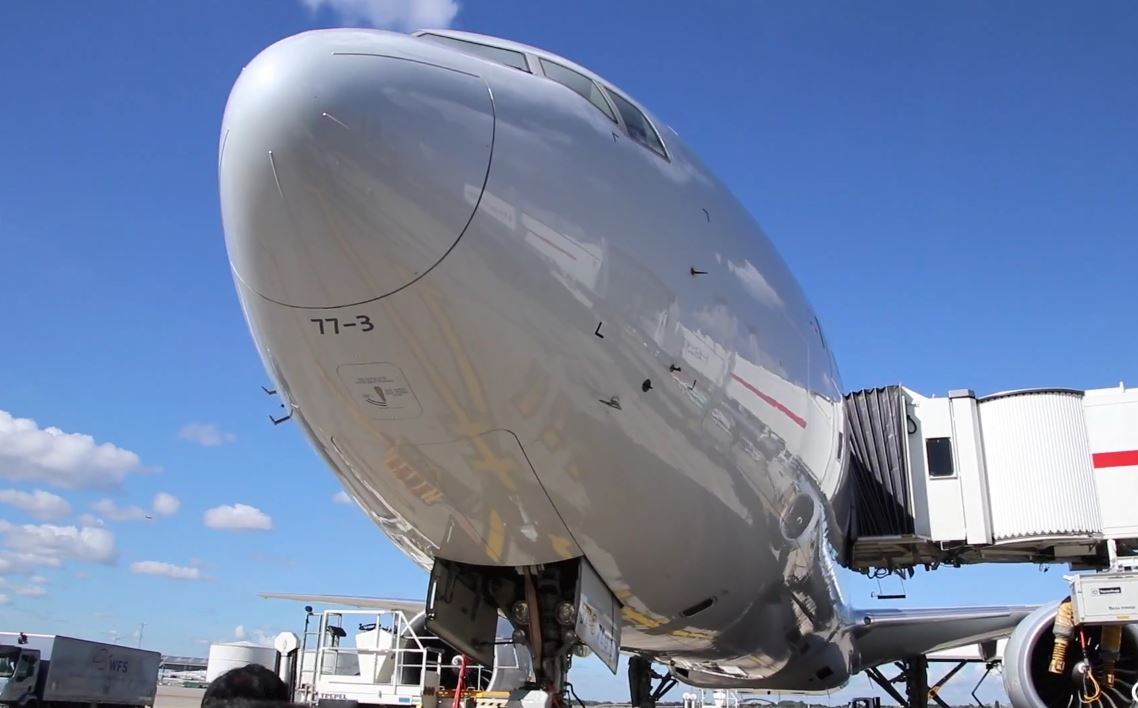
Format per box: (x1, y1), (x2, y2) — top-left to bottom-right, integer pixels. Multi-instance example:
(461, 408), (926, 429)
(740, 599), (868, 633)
(0, 633), (160, 708)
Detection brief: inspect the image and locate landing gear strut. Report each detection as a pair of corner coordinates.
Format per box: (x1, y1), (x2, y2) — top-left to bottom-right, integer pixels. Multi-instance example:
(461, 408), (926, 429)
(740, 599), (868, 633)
(628, 655), (676, 708)
(515, 566), (580, 697)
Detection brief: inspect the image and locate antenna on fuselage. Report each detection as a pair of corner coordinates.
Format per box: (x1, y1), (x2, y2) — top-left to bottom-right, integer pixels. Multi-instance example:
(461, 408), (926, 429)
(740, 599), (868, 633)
(871, 573), (908, 600)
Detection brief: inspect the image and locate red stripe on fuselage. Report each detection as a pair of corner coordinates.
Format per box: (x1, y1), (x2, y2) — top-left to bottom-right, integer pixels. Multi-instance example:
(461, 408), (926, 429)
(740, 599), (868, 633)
(1093, 450), (1138, 469)
(730, 373), (807, 429)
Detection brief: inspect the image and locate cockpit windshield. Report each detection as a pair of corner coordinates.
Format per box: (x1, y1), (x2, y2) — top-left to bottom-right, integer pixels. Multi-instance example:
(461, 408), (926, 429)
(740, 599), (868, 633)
(417, 33), (531, 73)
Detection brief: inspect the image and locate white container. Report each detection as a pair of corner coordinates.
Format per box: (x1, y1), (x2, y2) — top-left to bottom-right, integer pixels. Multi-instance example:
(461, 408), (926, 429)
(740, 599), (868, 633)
(206, 641), (279, 682)
(1070, 571), (1138, 625)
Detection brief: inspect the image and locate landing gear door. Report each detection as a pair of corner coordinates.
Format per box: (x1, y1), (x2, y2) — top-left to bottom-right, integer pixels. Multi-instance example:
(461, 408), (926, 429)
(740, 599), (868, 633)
(576, 561), (622, 673)
(425, 559), (498, 667)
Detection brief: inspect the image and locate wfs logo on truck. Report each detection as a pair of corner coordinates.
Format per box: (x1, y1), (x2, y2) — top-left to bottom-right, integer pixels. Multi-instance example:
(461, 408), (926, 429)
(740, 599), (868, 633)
(92, 648), (130, 673)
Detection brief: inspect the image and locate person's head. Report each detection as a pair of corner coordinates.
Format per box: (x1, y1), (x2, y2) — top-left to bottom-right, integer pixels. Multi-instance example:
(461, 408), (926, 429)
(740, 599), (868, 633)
(202, 664), (289, 708)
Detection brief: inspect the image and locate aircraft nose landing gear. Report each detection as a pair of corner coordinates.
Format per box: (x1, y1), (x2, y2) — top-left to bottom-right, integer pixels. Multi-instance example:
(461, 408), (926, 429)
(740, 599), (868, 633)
(629, 655), (677, 708)
(513, 567), (582, 700)
(425, 558), (623, 708)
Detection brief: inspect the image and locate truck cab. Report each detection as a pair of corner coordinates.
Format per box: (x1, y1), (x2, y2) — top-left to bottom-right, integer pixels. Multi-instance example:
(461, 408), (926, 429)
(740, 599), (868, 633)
(0, 633), (159, 708)
(0, 644), (42, 707)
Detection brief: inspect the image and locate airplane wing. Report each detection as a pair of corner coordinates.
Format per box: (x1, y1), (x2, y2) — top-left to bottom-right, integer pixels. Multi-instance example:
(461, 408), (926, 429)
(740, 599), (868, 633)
(850, 604), (1039, 672)
(259, 592), (425, 616)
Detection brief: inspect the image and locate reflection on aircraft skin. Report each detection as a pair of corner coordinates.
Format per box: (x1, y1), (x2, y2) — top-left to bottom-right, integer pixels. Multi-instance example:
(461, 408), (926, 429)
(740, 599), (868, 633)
(220, 30), (854, 689)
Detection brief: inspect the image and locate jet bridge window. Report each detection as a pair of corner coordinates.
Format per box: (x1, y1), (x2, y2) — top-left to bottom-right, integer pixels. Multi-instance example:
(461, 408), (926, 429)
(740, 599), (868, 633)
(538, 58), (617, 122)
(606, 90), (668, 159)
(418, 33), (531, 73)
(926, 437), (955, 478)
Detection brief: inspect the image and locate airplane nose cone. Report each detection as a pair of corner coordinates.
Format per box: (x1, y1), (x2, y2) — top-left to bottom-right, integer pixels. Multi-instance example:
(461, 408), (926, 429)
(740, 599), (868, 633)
(219, 30), (494, 308)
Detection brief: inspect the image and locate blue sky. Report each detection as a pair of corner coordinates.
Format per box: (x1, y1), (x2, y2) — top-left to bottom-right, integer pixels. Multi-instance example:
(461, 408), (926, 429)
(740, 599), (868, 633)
(0, 0), (1135, 703)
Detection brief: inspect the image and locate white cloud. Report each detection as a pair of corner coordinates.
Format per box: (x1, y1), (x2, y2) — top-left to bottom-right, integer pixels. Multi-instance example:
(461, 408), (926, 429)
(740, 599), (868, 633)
(29, 575), (47, 584)
(299, 0), (459, 31)
(332, 490), (352, 504)
(129, 561), (203, 581)
(727, 258), (785, 310)
(0, 551), (65, 574)
(89, 493), (180, 522)
(153, 492), (180, 516)
(0, 594), (8, 605)
(203, 504), (272, 531)
(179, 423), (236, 447)
(0, 410), (148, 489)
(234, 625), (247, 640)
(0, 578), (47, 598)
(92, 499), (151, 522)
(0, 521), (117, 571)
(0, 489), (72, 520)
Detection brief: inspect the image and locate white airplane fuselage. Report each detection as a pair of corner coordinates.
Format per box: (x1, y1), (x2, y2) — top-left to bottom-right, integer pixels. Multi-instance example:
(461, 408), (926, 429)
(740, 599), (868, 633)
(220, 29), (856, 690)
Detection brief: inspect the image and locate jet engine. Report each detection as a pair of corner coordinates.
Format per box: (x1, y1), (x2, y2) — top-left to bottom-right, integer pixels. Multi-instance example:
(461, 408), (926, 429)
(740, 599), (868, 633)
(1003, 601), (1138, 708)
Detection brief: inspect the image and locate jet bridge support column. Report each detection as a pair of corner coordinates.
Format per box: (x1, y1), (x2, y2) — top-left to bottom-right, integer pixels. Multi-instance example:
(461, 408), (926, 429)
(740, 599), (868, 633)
(906, 655), (929, 708)
(865, 657), (936, 708)
(628, 655), (675, 708)
(865, 655), (989, 708)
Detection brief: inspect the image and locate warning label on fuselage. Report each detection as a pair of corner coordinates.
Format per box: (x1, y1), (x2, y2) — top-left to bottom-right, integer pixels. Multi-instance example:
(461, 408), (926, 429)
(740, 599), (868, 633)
(337, 362), (422, 420)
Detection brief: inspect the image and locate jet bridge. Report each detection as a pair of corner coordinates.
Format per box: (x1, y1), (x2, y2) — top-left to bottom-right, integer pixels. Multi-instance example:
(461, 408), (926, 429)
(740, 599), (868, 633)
(843, 383), (1138, 573)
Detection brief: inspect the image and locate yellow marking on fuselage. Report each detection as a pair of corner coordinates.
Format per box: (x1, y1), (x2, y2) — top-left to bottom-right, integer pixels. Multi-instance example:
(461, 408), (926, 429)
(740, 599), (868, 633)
(549, 534), (576, 561)
(622, 606), (663, 630)
(471, 449), (519, 487)
(541, 428), (562, 450)
(280, 187), (504, 562)
(379, 294), (520, 563)
(421, 286), (489, 415)
(512, 368), (546, 418)
(385, 447), (445, 506)
(382, 270), (516, 496)
(487, 508), (506, 563)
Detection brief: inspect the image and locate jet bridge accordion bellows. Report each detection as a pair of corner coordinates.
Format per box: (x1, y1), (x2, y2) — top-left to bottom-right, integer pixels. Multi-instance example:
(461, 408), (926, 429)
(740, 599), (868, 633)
(843, 386), (916, 539)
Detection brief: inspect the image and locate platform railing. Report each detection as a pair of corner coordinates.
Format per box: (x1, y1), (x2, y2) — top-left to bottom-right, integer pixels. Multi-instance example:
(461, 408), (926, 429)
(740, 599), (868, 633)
(308, 609), (491, 692)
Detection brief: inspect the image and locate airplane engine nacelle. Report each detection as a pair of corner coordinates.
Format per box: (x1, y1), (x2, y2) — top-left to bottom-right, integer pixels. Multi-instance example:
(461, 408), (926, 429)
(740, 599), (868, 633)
(1003, 601), (1138, 708)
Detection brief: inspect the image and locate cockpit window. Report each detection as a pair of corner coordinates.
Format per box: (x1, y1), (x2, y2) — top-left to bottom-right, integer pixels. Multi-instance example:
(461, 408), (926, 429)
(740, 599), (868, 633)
(606, 90), (668, 159)
(538, 59), (616, 123)
(417, 33), (530, 73)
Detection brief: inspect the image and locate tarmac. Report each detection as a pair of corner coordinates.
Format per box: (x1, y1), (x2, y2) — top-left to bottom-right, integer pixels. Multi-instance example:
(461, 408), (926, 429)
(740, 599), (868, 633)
(156, 685), (206, 708)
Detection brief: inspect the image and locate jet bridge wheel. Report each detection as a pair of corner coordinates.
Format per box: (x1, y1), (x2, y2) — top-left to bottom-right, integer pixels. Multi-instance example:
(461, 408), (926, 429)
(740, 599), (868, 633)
(628, 655), (676, 708)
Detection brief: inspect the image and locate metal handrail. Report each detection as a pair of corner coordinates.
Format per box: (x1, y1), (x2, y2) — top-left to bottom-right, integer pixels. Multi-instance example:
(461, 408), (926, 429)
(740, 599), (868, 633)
(316, 645), (446, 684)
(305, 608), (495, 695)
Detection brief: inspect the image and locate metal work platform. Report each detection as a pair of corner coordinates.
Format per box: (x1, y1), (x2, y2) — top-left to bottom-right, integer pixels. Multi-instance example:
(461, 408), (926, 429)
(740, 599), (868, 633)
(289, 608), (529, 708)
